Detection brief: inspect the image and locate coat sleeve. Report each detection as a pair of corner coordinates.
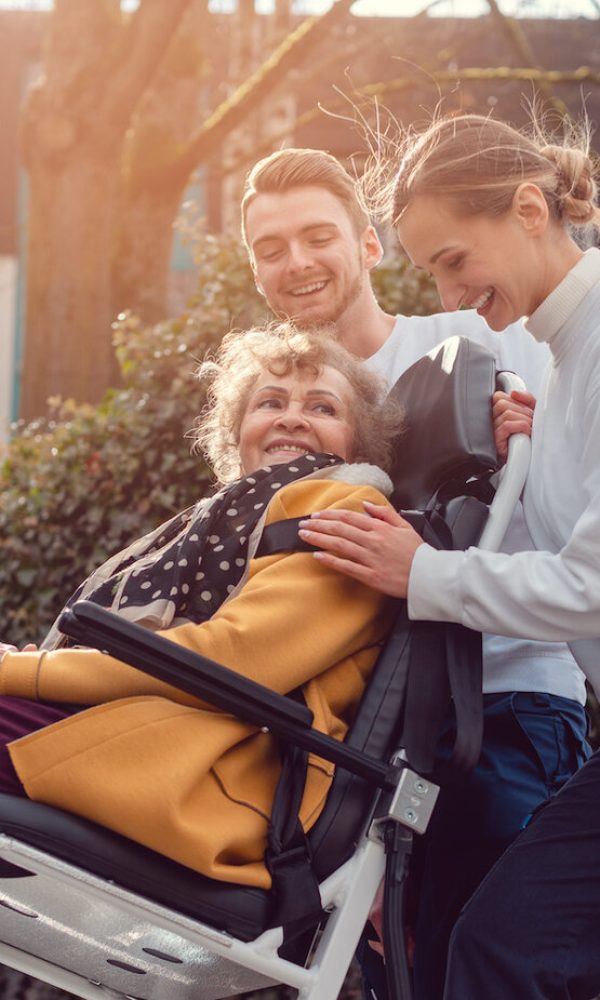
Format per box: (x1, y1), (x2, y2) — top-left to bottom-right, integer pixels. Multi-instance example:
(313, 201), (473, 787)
(408, 377), (600, 645)
(0, 480), (394, 705)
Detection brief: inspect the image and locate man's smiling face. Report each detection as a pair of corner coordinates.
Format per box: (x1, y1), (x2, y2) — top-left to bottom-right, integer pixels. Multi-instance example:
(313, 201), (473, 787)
(245, 185), (378, 326)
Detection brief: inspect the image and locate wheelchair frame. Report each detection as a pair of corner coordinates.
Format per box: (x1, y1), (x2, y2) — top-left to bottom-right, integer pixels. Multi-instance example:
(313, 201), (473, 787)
(0, 340), (530, 1000)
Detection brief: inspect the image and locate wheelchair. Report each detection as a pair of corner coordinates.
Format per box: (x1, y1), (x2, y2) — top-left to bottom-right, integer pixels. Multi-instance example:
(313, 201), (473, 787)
(0, 336), (530, 1000)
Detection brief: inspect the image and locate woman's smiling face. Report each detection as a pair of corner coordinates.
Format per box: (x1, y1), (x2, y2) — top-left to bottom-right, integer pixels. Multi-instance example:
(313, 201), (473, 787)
(238, 365), (355, 474)
(397, 193), (544, 330)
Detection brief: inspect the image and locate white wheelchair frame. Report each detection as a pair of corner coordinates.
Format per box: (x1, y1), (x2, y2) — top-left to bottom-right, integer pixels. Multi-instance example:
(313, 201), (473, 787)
(0, 347), (530, 1000)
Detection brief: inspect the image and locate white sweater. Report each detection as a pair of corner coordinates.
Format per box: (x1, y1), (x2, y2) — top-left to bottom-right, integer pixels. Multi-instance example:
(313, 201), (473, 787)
(367, 307), (586, 704)
(407, 252), (600, 698)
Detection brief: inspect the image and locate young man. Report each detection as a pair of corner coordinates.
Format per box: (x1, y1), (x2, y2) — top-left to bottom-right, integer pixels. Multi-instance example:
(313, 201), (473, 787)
(240, 148), (589, 1000)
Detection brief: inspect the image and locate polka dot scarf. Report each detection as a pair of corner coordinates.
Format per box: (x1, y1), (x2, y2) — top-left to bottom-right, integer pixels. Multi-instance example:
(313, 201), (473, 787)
(44, 453), (341, 649)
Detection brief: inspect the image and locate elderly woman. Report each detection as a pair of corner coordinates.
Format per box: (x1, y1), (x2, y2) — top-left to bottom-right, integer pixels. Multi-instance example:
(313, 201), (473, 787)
(0, 323), (403, 888)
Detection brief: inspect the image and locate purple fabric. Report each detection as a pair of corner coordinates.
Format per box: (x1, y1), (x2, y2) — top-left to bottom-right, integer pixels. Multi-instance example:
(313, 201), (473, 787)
(0, 696), (79, 797)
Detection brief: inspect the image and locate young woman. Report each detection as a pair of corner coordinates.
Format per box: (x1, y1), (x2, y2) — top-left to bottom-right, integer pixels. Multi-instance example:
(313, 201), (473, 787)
(299, 114), (600, 999)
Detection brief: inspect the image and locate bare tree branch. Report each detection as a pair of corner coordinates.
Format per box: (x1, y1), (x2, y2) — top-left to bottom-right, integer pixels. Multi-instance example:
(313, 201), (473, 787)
(361, 64), (600, 94)
(96, 0), (195, 135)
(163, 0), (356, 188)
(214, 64), (600, 185)
(487, 0), (568, 116)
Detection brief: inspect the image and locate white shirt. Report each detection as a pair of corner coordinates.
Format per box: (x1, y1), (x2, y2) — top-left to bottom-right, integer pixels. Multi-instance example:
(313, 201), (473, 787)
(407, 256), (600, 698)
(367, 307), (586, 704)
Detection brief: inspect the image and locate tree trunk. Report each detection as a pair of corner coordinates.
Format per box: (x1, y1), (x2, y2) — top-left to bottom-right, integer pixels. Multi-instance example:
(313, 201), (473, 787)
(20, 148), (121, 419)
(110, 1), (214, 323)
(18, 0), (192, 419)
(112, 179), (186, 324)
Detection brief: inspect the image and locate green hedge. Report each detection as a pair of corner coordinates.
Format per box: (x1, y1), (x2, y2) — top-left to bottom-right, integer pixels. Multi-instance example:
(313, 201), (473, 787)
(0, 243), (437, 646)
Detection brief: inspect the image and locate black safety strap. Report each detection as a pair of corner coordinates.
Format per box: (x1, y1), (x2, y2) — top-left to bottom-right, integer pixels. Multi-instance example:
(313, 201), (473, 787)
(400, 620), (483, 775)
(256, 517), (313, 557)
(435, 471), (497, 507)
(254, 514), (326, 928)
(444, 622), (483, 773)
(399, 509), (484, 774)
(256, 509), (453, 557)
(265, 703), (324, 936)
(400, 620), (450, 775)
(401, 508), (454, 550)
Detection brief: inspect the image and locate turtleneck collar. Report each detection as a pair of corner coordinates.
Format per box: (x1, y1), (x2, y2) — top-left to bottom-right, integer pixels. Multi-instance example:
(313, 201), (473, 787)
(525, 247), (600, 346)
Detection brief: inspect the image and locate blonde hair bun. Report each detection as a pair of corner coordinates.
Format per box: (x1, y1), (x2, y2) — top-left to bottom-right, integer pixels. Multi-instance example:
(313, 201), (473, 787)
(541, 144), (597, 224)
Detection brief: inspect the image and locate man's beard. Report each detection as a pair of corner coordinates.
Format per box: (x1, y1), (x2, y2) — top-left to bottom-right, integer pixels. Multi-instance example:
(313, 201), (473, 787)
(277, 266), (364, 328)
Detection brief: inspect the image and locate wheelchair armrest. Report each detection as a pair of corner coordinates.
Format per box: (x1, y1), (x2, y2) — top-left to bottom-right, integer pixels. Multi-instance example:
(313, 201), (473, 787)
(59, 601), (312, 727)
(59, 601), (395, 790)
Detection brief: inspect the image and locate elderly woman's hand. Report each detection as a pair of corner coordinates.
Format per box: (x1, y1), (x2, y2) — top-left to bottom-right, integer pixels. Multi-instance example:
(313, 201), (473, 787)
(493, 389), (536, 464)
(298, 501), (424, 598)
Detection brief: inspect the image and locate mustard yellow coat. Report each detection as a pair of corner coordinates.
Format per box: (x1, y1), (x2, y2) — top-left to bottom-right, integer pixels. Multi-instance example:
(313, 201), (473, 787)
(1, 478), (395, 887)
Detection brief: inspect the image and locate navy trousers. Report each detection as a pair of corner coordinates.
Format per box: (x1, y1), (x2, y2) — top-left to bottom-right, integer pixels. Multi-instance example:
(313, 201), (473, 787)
(359, 692), (590, 1000)
(444, 747), (600, 1000)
